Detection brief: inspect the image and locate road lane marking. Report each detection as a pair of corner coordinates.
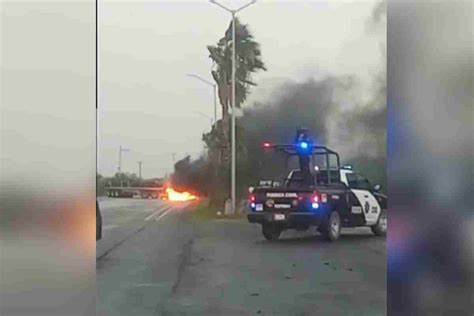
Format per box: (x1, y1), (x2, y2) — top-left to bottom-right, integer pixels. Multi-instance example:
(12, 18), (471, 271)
(155, 207), (172, 222)
(145, 206), (170, 221)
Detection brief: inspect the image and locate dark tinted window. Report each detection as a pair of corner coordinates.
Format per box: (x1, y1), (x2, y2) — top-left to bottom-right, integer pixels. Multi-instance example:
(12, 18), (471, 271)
(316, 169), (341, 184)
(285, 170), (304, 188)
(346, 173), (371, 190)
(289, 171), (302, 180)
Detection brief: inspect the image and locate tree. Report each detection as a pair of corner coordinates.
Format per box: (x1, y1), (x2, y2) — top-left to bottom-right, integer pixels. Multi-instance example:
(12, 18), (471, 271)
(208, 17), (266, 114)
(207, 18), (266, 146)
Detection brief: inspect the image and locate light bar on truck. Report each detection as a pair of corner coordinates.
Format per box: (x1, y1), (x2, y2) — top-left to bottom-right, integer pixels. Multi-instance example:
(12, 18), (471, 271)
(299, 141), (309, 149)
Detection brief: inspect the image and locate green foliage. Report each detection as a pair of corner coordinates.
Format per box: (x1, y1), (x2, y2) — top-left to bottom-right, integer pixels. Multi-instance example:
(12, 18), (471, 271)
(207, 17), (266, 113)
(190, 199), (220, 220)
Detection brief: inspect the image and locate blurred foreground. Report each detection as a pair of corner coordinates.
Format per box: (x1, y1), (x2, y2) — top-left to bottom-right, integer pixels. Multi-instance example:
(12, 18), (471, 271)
(388, 1), (474, 314)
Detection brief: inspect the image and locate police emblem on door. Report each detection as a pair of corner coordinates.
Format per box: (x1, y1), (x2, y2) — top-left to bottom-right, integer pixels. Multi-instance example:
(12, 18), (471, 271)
(364, 201), (370, 213)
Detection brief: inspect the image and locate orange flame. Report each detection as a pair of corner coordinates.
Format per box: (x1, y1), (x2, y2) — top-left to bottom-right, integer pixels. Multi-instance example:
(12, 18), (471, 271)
(165, 187), (198, 202)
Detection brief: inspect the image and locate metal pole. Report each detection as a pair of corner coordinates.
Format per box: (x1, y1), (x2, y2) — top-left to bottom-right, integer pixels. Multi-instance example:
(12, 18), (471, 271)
(209, 0), (257, 215)
(138, 161), (142, 179)
(186, 73), (216, 126)
(118, 145), (122, 173)
(118, 146), (129, 174)
(231, 12), (236, 214)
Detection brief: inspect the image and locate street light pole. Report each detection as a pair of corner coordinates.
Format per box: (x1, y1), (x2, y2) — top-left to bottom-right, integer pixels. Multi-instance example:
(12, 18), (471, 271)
(210, 0), (257, 214)
(186, 73), (217, 125)
(231, 10), (236, 215)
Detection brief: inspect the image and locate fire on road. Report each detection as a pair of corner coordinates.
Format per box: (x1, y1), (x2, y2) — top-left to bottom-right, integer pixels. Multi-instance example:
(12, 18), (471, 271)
(163, 187), (198, 202)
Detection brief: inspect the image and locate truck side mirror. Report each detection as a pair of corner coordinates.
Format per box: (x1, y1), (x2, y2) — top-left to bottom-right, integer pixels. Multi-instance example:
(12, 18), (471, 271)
(374, 184), (381, 192)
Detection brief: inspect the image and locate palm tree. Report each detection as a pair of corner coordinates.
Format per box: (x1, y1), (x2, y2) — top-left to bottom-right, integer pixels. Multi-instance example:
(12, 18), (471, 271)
(206, 18), (266, 165)
(207, 17), (266, 126)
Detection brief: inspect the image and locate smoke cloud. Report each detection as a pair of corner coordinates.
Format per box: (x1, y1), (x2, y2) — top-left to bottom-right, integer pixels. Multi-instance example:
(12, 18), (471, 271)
(240, 71), (386, 187)
(174, 1), (387, 193)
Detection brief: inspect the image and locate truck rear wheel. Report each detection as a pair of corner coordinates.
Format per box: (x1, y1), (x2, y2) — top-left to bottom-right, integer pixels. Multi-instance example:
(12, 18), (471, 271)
(262, 223), (282, 241)
(320, 211), (341, 241)
(371, 210), (387, 236)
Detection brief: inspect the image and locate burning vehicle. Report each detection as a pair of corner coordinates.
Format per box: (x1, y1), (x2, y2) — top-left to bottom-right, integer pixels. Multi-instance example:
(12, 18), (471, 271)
(161, 187), (198, 202)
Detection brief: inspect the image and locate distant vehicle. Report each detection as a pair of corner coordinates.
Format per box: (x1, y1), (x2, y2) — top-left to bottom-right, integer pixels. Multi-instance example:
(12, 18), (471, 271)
(96, 200), (102, 241)
(247, 128), (387, 242)
(105, 178), (164, 199)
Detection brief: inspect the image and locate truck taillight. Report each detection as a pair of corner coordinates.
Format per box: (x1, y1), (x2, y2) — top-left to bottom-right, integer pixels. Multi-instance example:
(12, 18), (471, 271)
(312, 192), (321, 209)
(312, 192), (320, 202)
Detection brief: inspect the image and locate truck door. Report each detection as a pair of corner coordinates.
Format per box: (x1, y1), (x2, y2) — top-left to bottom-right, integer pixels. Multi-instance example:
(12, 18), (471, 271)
(346, 173), (381, 226)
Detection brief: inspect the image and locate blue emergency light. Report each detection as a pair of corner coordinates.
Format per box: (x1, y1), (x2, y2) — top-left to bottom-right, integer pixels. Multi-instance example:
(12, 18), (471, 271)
(299, 141), (309, 149)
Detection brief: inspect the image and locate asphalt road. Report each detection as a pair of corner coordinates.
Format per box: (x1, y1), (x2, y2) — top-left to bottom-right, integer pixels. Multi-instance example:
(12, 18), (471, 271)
(97, 198), (386, 316)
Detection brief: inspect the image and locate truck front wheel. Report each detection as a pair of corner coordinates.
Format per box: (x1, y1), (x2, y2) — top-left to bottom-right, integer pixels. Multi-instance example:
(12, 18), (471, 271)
(262, 223), (282, 241)
(371, 210), (387, 236)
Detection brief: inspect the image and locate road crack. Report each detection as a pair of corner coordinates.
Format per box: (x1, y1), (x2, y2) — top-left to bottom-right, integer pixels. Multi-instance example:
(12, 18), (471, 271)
(158, 237), (195, 316)
(171, 238), (194, 295)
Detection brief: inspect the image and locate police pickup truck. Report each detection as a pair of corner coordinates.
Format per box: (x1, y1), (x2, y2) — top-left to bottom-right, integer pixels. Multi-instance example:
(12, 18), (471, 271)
(247, 129), (387, 241)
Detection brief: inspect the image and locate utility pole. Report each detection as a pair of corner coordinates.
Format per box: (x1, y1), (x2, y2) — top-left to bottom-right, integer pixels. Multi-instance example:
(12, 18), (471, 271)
(138, 161), (143, 179)
(210, 0), (257, 214)
(118, 145), (130, 174)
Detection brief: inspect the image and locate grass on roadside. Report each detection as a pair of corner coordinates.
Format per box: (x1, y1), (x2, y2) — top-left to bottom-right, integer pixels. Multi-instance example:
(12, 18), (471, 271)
(190, 198), (248, 221)
(191, 199), (219, 220)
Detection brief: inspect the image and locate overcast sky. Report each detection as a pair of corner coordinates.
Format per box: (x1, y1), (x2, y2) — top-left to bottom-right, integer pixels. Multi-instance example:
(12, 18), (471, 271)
(98, 0), (384, 178)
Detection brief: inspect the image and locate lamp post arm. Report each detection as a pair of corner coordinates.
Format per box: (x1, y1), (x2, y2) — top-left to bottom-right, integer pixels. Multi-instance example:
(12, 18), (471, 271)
(186, 74), (215, 87)
(209, 0), (233, 13)
(236, 0), (256, 13)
